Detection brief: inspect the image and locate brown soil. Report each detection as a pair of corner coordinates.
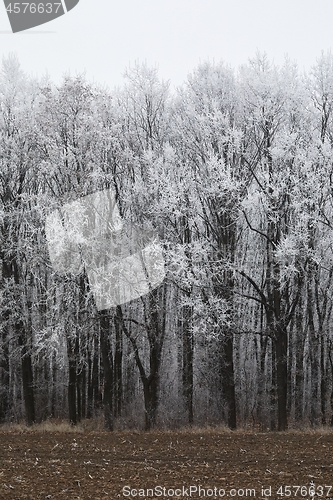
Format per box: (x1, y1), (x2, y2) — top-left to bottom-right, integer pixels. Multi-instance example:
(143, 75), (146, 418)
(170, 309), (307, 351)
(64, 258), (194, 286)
(0, 429), (332, 499)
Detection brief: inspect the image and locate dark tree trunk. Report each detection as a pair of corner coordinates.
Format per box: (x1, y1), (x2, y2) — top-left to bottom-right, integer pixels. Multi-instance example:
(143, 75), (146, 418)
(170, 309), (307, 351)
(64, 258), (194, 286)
(76, 371), (82, 423)
(276, 329), (288, 431)
(17, 317), (35, 427)
(0, 254), (17, 423)
(267, 235), (289, 431)
(0, 329), (9, 423)
(179, 215), (194, 425)
(294, 296), (305, 424)
(86, 350), (93, 419)
(76, 274), (85, 423)
(287, 319), (293, 420)
(258, 334), (268, 427)
(216, 210), (237, 430)
(222, 330), (236, 429)
(315, 269), (333, 427)
(329, 344), (333, 427)
(181, 304), (194, 425)
(270, 339), (277, 431)
(114, 307), (123, 418)
(307, 265), (319, 427)
(0, 232), (13, 423)
(21, 350), (35, 426)
(67, 335), (78, 425)
(92, 332), (101, 412)
(81, 362), (87, 419)
(68, 360), (77, 425)
(321, 337), (327, 426)
(51, 353), (57, 419)
(143, 373), (159, 431)
(99, 310), (113, 431)
(117, 286), (165, 432)
(86, 332), (100, 419)
(18, 324), (35, 427)
(144, 287), (166, 430)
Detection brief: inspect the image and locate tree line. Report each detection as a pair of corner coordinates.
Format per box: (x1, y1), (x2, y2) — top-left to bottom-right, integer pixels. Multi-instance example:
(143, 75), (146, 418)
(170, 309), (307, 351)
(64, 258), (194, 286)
(1, 52), (333, 431)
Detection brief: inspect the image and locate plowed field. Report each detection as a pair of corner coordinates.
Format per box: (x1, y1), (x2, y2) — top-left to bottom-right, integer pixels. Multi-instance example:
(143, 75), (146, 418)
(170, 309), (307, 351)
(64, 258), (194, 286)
(0, 429), (332, 499)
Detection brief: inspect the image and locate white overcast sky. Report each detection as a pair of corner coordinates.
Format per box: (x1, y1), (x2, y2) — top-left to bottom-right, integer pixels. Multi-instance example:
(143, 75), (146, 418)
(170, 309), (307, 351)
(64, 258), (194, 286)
(0, 0), (332, 89)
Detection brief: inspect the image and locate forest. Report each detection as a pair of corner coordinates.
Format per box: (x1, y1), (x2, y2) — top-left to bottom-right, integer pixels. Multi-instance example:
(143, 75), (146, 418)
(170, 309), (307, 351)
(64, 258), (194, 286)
(1, 51), (333, 433)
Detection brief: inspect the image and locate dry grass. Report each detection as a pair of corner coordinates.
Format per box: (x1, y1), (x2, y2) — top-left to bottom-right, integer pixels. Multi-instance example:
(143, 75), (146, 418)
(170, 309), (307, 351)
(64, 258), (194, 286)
(1, 418), (333, 435)
(0, 417), (103, 433)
